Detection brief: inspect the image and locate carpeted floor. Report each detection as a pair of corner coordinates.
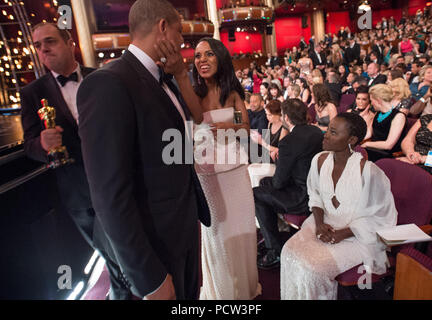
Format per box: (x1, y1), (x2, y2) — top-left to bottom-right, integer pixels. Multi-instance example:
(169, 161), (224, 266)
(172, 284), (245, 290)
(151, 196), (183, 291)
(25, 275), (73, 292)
(82, 230), (293, 300)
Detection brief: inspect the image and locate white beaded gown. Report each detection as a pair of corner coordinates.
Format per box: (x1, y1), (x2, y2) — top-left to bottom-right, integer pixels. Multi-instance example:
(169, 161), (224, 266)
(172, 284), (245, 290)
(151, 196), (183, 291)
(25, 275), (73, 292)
(280, 151), (397, 300)
(194, 107), (261, 300)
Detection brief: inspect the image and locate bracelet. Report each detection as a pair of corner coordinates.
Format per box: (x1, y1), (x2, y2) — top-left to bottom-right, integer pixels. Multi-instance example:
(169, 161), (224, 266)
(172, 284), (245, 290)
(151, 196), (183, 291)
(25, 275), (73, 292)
(420, 97), (427, 104)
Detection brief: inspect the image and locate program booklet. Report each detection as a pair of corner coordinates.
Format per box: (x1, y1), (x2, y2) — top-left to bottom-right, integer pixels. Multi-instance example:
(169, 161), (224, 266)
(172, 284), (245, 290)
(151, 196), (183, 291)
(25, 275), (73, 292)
(377, 224), (432, 246)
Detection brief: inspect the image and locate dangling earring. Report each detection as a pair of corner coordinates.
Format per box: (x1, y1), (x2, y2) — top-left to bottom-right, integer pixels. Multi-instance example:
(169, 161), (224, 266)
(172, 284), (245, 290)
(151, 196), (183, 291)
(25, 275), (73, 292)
(197, 75), (202, 85)
(348, 143), (353, 153)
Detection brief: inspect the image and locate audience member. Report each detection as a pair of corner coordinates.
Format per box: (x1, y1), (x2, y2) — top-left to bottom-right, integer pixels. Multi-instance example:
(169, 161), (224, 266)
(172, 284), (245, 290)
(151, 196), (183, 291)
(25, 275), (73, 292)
(362, 84), (406, 161)
(280, 113), (397, 300)
(397, 114), (432, 174)
(254, 99), (323, 269)
(312, 83), (338, 132)
(389, 78), (414, 115)
(248, 93), (268, 133)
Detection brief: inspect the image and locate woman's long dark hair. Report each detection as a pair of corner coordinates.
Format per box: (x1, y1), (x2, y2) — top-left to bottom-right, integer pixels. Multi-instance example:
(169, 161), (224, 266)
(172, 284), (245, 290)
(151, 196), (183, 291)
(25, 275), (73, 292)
(193, 37), (245, 106)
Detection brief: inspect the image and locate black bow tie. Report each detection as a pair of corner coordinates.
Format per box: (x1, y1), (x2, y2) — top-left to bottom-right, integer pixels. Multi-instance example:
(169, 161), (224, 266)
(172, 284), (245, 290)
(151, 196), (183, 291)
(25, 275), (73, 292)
(57, 72), (78, 87)
(158, 67), (174, 86)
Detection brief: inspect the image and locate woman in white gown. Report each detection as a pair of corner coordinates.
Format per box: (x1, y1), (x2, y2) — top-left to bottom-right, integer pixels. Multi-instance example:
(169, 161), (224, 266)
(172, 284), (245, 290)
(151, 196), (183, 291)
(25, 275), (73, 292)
(155, 38), (261, 299)
(280, 113), (397, 300)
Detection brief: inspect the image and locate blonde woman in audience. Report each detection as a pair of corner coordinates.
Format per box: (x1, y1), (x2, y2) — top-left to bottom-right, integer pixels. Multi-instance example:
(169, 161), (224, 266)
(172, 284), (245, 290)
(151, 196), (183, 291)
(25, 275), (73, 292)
(389, 78), (413, 115)
(362, 84), (406, 162)
(290, 84), (301, 99)
(410, 65), (432, 101)
(280, 113), (397, 300)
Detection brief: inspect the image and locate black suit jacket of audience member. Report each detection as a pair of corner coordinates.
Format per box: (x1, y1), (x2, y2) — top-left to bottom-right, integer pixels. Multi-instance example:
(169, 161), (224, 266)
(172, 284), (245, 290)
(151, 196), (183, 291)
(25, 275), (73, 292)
(338, 31), (348, 40)
(310, 51), (327, 69)
(344, 43), (361, 64)
(260, 124), (323, 214)
(372, 44), (385, 60)
(77, 50), (210, 298)
(270, 56), (280, 69)
(299, 40), (308, 51)
(368, 74), (387, 87)
(248, 109), (269, 134)
(20, 66), (95, 211)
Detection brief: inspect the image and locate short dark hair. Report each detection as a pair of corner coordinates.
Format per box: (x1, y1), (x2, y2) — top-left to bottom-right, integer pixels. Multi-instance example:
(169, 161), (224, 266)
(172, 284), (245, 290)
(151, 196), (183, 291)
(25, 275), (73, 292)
(390, 69), (404, 80)
(336, 112), (367, 146)
(32, 22), (71, 43)
(353, 76), (368, 86)
(395, 63), (407, 74)
(355, 85), (369, 95)
(129, 0), (179, 39)
(412, 59), (424, 68)
(250, 93), (263, 102)
(281, 98), (307, 126)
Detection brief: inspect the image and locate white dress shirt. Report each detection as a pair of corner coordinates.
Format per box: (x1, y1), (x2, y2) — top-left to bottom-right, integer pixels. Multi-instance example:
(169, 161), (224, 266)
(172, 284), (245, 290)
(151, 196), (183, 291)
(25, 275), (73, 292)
(315, 51), (322, 64)
(51, 64), (82, 124)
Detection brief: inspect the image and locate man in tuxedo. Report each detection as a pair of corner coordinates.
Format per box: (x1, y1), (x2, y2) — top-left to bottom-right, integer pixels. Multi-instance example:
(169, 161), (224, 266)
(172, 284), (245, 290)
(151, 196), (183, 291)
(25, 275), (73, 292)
(408, 59), (424, 85)
(20, 23), (131, 299)
(310, 44), (326, 76)
(77, 0), (210, 300)
(368, 51), (382, 65)
(299, 36), (308, 52)
(367, 62), (387, 87)
(344, 38), (360, 65)
(266, 53), (280, 69)
(254, 99), (323, 269)
(372, 38), (384, 62)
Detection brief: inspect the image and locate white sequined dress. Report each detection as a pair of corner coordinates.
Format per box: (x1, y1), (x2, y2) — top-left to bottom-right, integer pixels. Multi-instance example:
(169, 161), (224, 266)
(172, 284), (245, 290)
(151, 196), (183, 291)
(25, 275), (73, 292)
(194, 107), (261, 300)
(280, 151), (397, 300)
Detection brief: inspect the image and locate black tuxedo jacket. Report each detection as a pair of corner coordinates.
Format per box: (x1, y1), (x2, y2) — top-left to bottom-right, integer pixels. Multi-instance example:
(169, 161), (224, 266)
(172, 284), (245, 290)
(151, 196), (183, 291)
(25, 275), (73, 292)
(372, 44), (384, 60)
(310, 51), (326, 68)
(345, 44), (360, 64)
(260, 124), (323, 213)
(20, 66), (95, 210)
(77, 50), (210, 298)
(299, 40), (308, 51)
(270, 56), (280, 68)
(369, 74), (387, 87)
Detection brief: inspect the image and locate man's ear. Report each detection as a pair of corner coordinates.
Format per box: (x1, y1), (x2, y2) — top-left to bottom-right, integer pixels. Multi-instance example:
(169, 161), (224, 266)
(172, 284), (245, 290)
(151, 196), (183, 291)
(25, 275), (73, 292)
(158, 19), (168, 35)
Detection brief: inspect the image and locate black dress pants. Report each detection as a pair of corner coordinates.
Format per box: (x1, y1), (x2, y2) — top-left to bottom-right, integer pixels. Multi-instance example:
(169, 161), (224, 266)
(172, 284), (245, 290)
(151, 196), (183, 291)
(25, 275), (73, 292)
(68, 207), (131, 298)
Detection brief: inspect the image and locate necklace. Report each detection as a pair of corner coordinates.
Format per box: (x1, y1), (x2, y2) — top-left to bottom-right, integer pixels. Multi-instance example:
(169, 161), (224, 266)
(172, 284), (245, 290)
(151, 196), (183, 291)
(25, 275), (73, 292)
(377, 108), (393, 123)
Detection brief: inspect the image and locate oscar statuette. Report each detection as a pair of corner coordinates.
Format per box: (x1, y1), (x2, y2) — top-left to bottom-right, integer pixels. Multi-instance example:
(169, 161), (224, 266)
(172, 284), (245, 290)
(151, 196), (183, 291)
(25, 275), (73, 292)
(38, 99), (75, 169)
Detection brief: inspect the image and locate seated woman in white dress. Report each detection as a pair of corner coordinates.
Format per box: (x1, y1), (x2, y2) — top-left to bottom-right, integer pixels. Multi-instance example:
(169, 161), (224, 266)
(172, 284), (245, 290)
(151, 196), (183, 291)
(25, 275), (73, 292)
(280, 112), (397, 300)
(155, 37), (261, 300)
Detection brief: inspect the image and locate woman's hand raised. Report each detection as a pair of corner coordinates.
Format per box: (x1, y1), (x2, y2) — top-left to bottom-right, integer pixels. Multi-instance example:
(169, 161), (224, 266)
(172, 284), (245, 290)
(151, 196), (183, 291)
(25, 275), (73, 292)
(154, 39), (186, 77)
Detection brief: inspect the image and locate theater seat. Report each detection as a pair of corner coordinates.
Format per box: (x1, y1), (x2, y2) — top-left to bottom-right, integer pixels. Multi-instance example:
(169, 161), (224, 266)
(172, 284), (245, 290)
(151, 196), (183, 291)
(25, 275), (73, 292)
(393, 245), (432, 300)
(335, 159), (432, 288)
(338, 94), (356, 113)
(282, 213), (310, 230)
